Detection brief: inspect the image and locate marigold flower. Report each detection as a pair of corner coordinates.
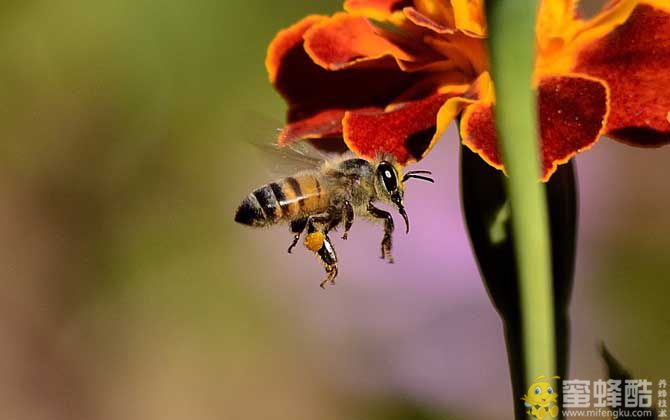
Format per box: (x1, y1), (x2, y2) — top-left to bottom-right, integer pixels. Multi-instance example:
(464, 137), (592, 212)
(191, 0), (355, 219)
(266, 0), (670, 180)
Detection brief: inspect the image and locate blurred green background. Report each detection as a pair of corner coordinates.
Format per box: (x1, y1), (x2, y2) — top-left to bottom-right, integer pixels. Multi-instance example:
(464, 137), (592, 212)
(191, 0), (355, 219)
(0, 1), (668, 419)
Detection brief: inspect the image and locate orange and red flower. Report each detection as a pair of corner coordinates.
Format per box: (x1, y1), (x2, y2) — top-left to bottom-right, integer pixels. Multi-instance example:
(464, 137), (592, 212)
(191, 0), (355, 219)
(266, 0), (670, 180)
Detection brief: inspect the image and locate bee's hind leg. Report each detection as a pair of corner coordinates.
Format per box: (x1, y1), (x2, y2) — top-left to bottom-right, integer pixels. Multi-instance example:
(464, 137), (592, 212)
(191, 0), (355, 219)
(302, 211), (340, 288)
(288, 217), (307, 253)
(317, 233), (338, 288)
(367, 201), (395, 263)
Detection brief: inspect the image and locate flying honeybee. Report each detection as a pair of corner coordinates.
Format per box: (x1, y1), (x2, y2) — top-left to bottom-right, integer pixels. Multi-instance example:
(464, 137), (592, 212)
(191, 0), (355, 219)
(234, 144), (434, 288)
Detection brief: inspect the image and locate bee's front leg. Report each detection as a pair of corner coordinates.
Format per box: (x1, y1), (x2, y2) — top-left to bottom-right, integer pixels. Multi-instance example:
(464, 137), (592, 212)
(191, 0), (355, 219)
(367, 201), (394, 263)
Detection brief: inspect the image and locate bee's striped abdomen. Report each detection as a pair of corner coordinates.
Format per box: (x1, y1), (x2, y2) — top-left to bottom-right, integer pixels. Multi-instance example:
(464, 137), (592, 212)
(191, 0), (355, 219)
(235, 174), (330, 227)
(281, 175), (329, 217)
(235, 184), (282, 227)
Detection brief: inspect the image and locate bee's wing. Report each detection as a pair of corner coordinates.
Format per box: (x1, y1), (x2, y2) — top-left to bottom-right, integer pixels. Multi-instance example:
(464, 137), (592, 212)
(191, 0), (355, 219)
(241, 112), (335, 177)
(252, 140), (331, 178)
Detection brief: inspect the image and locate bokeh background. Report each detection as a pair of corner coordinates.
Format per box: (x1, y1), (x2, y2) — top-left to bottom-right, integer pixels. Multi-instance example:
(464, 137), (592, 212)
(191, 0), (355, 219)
(0, 1), (668, 419)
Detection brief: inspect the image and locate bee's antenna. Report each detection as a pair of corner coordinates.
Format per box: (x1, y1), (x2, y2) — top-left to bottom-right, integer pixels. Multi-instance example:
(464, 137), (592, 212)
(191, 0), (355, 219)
(403, 174), (435, 183)
(405, 170), (432, 175)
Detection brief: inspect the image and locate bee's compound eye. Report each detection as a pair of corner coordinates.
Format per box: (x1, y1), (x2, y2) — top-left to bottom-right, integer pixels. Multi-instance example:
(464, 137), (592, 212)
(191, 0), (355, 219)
(547, 387), (553, 395)
(535, 387), (541, 395)
(378, 162), (397, 192)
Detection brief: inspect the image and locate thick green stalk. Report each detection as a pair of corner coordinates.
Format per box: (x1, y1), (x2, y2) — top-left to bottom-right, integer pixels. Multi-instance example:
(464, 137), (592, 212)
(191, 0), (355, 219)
(485, 0), (557, 393)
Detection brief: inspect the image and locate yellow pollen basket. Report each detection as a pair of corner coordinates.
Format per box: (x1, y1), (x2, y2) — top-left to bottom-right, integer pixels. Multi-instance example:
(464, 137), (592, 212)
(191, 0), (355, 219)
(304, 231), (325, 252)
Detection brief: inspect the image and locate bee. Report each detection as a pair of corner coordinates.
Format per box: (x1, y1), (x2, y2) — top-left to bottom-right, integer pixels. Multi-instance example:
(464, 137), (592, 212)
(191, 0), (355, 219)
(234, 144), (434, 288)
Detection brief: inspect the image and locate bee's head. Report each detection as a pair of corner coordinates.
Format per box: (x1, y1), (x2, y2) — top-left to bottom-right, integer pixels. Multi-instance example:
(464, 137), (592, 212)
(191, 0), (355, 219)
(374, 158), (435, 234)
(374, 160), (408, 233)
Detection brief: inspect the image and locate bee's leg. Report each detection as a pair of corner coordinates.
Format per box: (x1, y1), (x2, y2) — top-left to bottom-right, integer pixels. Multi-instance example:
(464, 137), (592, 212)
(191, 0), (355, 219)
(367, 201), (395, 263)
(317, 233), (338, 288)
(306, 212), (334, 234)
(340, 200), (354, 240)
(325, 215), (341, 234)
(302, 211), (340, 288)
(311, 202), (348, 238)
(288, 217), (308, 253)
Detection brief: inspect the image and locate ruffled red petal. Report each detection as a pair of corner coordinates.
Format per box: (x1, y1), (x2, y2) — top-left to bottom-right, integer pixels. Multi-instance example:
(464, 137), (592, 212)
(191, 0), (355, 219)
(460, 103), (501, 169)
(344, 0), (411, 19)
(461, 75), (609, 180)
(538, 75), (609, 179)
(266, 15), (325, 84)
(410, 0), (456, 33)
(403, 7), (454, 33)
(450, 0), (486, 37)
(266, 16), (421, 129)
(304, 13), (414, 70)
(575, 4), (670, 146)
(343, 93), (457, 164)
(279, 109), (346, 144)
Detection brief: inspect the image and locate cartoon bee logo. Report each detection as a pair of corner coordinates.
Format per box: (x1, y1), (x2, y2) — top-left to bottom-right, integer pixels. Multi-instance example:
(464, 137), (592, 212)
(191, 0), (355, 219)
(234, 143), (433, 288)
(522, 376), (560, 419)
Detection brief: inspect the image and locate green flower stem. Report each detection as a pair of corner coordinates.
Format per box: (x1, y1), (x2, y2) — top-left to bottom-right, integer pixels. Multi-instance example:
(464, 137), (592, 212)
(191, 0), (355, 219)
(485, 0), (557, 392)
